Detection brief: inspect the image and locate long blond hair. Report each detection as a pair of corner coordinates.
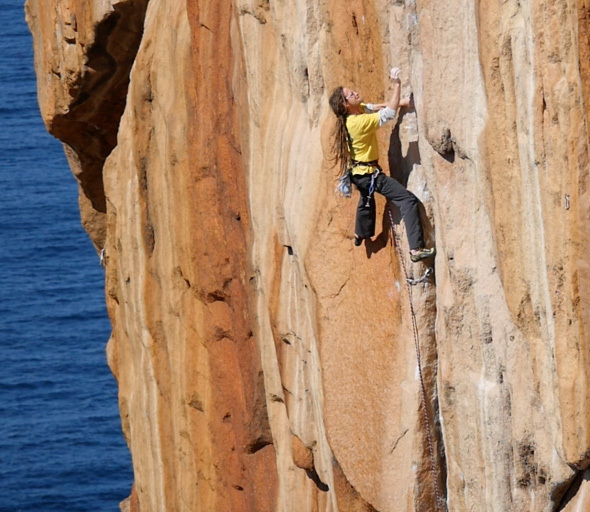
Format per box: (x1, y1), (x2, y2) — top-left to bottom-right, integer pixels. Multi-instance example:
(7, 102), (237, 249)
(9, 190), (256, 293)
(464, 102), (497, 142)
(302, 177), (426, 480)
(329, 86), (353, 175)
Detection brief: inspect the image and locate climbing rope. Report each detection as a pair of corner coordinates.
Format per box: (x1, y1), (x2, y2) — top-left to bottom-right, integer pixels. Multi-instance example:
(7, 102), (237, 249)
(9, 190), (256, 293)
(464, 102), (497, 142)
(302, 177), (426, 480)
(387, 206), (445, 512)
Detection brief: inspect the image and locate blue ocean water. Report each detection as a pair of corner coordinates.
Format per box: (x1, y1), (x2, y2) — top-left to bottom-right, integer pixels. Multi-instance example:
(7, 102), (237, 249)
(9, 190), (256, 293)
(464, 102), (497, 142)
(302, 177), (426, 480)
(0, 3), (133, 511)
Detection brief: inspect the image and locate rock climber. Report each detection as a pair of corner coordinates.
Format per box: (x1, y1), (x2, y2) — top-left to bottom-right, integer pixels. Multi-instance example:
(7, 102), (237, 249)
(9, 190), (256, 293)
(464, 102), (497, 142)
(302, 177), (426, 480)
(328, 68), (436, 262)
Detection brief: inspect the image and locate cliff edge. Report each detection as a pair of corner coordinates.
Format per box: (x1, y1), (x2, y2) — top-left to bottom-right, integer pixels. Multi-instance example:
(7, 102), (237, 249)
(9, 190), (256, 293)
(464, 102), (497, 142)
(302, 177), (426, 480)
(26, 0), (590, 510)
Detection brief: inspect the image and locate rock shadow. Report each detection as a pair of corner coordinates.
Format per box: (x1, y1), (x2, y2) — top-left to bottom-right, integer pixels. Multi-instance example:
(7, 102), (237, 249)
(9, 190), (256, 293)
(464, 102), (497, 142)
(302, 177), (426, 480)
(305, 468), (330, 492)
(364, 228), (389, 258)
(556, 470), (590, 511)
(387, 105), (421, 188)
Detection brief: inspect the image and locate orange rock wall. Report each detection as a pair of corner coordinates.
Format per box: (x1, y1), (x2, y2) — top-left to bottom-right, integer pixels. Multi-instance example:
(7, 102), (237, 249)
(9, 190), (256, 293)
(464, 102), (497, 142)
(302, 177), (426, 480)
(27, 0), (590, 511)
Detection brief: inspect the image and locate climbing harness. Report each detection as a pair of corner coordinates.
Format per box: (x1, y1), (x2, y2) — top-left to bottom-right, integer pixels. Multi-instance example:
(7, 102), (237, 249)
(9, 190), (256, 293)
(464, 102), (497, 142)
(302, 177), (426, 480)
(387, 205), (445, 512)
(352, 159), (380, 168)
(365, 168), (380, 207)
(338, 160), (382, 207)
(353, 163), (381, 207)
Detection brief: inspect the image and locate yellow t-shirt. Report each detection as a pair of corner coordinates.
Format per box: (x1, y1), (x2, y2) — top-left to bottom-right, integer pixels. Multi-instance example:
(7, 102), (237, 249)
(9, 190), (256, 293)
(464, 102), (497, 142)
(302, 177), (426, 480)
(346, 112), (381, 175)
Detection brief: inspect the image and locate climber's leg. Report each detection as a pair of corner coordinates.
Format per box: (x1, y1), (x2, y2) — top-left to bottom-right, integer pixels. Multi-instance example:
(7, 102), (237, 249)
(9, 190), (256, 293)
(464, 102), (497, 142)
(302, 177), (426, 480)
(351, 173), (377, 241)
(376, 174), (424, 250)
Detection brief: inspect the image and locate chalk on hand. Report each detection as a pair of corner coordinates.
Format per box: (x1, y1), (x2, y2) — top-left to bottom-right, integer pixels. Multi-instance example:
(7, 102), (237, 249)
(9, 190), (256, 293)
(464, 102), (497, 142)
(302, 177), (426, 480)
(390, 67), (401, 80)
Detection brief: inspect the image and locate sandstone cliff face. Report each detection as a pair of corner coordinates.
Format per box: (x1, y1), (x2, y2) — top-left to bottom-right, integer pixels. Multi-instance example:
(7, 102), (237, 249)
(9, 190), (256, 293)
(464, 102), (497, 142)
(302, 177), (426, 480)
(27, 0), (590, 511)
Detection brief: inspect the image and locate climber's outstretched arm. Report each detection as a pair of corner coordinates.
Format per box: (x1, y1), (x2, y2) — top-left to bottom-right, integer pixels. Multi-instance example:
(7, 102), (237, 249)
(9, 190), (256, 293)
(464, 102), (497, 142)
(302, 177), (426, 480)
(367, 96), (411, 112)
(364, 69), (410, 114)
(385, 69), (402, 111)
(370, 68), (403, 126)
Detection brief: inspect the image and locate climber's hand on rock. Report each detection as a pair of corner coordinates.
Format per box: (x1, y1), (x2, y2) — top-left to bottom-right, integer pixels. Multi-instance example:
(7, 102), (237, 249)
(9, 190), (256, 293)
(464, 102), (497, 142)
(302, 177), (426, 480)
(390, 67), (401, 82)
(399, 95), (414, 109)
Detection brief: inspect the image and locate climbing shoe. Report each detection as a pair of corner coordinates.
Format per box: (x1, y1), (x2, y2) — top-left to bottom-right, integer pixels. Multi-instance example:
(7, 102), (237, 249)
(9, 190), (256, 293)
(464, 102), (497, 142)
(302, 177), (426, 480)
(354, 236), (363, 247)
(410, 247), (436, 262)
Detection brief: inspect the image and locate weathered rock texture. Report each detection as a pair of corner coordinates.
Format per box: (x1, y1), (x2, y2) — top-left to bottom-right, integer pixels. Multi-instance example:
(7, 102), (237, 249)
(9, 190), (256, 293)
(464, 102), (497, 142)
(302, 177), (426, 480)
(26, 0), (590, 511)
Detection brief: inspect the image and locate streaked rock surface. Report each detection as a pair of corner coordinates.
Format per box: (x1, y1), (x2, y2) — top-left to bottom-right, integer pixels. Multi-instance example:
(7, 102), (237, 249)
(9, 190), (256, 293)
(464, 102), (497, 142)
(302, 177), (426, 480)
(27, 0), (590, 510)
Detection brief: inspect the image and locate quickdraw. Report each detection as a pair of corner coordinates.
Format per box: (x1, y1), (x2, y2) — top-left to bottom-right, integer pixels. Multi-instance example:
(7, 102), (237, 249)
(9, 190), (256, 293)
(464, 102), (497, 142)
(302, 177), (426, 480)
(407, 266), (433, 286)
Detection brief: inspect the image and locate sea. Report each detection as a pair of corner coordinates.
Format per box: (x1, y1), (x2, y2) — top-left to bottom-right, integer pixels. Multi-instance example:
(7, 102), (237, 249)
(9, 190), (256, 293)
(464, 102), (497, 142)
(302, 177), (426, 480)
(0, 3), (133, 511)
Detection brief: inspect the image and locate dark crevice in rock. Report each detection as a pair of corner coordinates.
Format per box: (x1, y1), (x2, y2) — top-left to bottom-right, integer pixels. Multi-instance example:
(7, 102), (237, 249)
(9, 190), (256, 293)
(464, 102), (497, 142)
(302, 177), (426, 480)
(292, 434), (327, 492)
(306, 468), (329, 493)
(389, 110), (448, 510)
(137, 152), (155, 256)
(388, 108), (421, 187)
(429, 380), (448, 512)
(188, 396), (204, 412)
(351, 13), (359, 35)
(243, 371), (273, 455)
(49, 0), (149, 215)
(554, 470), (590, 511)
(244, 437), (272, 454)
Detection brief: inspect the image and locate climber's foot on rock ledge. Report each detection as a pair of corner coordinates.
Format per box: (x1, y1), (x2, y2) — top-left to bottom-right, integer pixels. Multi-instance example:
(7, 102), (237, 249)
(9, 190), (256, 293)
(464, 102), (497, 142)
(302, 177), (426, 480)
(410, 247), (436, 262)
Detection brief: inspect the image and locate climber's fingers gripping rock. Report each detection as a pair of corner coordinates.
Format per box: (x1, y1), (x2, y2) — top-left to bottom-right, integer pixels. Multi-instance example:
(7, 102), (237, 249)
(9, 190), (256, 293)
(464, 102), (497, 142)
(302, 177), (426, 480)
(390, 67), (401, 81)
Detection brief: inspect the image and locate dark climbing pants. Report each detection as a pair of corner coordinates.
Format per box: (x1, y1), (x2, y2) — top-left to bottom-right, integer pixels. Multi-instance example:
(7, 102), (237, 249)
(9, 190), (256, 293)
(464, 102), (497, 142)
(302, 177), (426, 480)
(351, 172), (424, 250)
